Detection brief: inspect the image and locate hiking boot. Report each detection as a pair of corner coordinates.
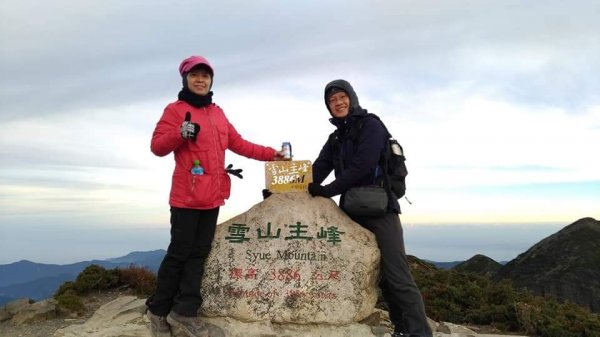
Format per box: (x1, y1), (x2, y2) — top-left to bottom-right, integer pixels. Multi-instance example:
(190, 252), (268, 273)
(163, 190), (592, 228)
(167, 311), (209, 337)
(146, 310), (172, 337)
(166, 311), (225, 337)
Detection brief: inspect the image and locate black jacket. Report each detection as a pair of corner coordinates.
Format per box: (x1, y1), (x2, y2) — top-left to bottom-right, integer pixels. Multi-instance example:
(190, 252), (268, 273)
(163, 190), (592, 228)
(312, 79), (400, 213)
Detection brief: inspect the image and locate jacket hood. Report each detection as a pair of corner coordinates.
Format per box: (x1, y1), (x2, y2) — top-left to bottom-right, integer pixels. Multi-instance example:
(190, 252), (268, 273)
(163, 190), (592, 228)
(324, 79), (362, 115)
(324, 79), (367, 128)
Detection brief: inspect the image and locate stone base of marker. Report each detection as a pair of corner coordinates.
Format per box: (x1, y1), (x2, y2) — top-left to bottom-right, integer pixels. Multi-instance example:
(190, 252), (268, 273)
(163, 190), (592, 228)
(200, 192), (380, 324)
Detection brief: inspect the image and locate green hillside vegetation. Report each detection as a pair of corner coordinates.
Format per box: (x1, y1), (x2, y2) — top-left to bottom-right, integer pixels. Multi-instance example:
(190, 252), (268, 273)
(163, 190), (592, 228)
(407, 256), (600, 337)
(54, 264), (155, 314)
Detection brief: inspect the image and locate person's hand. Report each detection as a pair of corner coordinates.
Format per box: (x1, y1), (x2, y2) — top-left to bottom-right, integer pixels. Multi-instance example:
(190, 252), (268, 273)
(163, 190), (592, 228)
(180, 112), (200, 140)
(225, 164), (243, 179)
(274, 149), (290, 161)
(308, 183), (328, 197)
(262, 189), (272, 200)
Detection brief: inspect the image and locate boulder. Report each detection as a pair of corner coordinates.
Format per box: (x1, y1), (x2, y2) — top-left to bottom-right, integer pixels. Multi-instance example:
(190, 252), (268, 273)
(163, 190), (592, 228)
(201, 192), (380, 324)
(4, 298), (34, 315)
(53, 296), (148, 337)
(0, 307), (10, 323)
(437, 321), (477, 335)
(10, 298), (57, 325)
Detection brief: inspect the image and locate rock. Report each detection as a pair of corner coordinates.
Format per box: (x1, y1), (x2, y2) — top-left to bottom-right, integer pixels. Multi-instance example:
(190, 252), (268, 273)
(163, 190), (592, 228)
(437, 322), (451, 334)
(180, 316), (380, 337)
(201, 192), (380, 324)
(426, 317), (439, 334)
(49, 295), (528, 337)
(478, 335), (529, 337)
(437, 321), (477, 335)
(0, 307), (10, 323)
(10, 298), (57, 325)
(4, 298), (34, 315)
(53, 295), (381, 337)
(53, 296), (148, 337)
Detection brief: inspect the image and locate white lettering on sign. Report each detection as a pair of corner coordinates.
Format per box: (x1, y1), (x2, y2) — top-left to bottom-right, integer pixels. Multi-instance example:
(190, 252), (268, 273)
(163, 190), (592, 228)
(265, 160), (313, 193)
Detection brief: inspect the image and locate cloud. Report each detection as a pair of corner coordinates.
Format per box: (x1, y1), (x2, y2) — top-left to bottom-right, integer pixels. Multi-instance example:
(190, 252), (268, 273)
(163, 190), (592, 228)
(1, 0), (599, 234)
(3, 1), (600, 121)
(1, 1), (600, 265)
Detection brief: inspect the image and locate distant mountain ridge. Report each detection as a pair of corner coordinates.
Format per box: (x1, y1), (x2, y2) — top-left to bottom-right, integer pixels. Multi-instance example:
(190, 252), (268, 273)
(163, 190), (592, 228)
(0, 274), (74, 301)
(448, 218), (600, 313)
(106, 250), (166, 264)
(495, 217), (600, 312)
(0, 250), (166, 306)
(425, 260), (463, 270)
(453, 254), (502, 276)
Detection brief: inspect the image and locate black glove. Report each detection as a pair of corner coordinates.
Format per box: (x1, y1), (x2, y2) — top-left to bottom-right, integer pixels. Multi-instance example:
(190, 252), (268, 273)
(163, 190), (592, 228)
(225, 164), (243, 179)
(308, 183), (328, 197)
(262, 189), (272, 200)
(180, 112), (200, 140)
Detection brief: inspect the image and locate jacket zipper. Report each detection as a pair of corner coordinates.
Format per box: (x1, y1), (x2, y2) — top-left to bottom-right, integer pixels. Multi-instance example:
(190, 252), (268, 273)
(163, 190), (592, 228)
(206, 107), (222, 198)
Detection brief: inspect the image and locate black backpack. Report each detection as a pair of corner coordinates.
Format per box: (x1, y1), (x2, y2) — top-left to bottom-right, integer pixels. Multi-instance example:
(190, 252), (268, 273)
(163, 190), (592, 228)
(329, 113), (408, 199)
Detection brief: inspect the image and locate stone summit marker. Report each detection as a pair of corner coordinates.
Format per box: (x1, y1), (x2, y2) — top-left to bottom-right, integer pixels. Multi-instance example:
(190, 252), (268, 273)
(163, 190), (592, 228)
(200, 192), (380, 325)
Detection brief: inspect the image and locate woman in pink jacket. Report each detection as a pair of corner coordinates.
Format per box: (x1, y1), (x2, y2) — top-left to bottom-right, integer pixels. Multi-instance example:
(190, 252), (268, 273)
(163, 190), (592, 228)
(147, 55), (284, 337)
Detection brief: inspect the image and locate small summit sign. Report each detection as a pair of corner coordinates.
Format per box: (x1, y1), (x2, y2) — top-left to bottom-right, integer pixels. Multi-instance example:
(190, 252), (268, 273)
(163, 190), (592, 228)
(264, 160), (312, 193)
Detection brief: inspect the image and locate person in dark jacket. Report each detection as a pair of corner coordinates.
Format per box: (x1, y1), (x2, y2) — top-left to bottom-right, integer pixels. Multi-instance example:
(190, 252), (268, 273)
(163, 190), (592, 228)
(308, 79), (432, 337)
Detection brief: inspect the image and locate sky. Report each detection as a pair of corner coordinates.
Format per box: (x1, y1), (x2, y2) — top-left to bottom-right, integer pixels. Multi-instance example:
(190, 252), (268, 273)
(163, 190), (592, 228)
(1, 0), (599, 264)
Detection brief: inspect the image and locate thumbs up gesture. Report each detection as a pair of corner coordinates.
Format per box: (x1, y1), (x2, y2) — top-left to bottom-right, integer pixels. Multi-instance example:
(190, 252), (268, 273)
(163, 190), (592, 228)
(180, 112), (200, 141)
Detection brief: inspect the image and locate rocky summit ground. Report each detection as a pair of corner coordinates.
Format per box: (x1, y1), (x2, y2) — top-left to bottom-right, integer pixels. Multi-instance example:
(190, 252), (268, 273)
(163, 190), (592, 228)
(0, 289), (131, 337)
(1, 291), (527, 337)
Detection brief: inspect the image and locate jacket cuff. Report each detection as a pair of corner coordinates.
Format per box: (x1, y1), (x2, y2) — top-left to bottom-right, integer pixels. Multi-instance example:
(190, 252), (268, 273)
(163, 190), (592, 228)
(321, 184), (337, 198)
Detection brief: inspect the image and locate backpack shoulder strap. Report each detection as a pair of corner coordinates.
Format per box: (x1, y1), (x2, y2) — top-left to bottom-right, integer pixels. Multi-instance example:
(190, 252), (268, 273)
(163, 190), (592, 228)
(363, 113), (391, 137)
(328, 129), (340, 150)
(362, 113), (399, 199)
(330, 114), (389, 169)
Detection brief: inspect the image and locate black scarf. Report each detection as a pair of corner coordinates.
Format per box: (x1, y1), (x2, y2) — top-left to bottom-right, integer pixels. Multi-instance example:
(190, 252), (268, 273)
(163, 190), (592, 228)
(178, 88), (213, 108)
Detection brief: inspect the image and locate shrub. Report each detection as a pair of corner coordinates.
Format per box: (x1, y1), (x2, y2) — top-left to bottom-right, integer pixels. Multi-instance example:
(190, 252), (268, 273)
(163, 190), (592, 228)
(53, 265), (121, 314)
(55, 292), (85, 314)
(73, 264), (121, 294)
(516, 297), (600, 337)
(118, 264), (156, 296)
(54, 280), (85, 313)
(54, 281), (77, 298)
(410, 263), (600, 337)
(53, 263), (159, 315)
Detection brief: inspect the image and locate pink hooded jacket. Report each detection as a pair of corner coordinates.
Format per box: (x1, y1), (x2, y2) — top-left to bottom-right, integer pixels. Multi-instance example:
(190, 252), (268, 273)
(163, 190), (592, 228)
(151, 101), (275, 209)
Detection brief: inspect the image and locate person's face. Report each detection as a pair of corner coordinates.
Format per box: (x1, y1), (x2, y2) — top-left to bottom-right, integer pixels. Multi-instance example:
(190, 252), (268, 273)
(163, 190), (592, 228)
(186, 69), (212, 96)
(328, 91), (350, 118)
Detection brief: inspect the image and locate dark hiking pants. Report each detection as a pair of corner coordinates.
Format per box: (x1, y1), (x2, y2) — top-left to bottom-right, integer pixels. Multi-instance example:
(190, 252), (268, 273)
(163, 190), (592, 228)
(147, 207), (219, 317)
(351, 212), (432, 337)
